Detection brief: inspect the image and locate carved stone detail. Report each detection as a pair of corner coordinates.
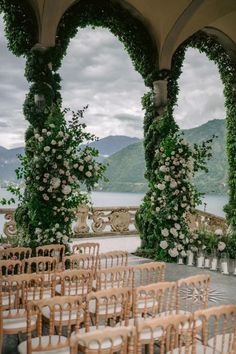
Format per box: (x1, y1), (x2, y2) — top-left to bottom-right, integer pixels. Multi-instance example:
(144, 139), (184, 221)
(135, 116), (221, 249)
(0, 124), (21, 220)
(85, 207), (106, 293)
(1, 209), (17, 238)
(73, 205), (90, 234)
(109, 210), (132, 232)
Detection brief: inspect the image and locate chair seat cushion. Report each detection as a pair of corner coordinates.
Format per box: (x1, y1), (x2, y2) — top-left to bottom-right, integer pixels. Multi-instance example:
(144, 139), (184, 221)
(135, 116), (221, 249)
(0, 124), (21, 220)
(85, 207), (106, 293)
(18, 335), (70, 354)
(75, 327), (123, 350)
(42, 306), (83, 323)
(55, 284), (88, 296)
(137, 299), (158, 310)
(25, 289), (52, 300)
(3, 309), (37, 331)
(2, 294), (15, 307)
(208, 333), (235, 353)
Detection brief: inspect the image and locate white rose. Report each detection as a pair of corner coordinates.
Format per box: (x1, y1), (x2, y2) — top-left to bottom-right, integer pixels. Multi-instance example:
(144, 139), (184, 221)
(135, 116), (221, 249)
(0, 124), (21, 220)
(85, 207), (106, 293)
(170, 180), (177, 189)
(35, 228), (42, 235)
(170, 228), (178, 237)
(156, 207), (160, 213)
(66, 148), (71, 155)
(44, 146), (50, 152)
(51, 177), (61, 189)
(160, 240), (168, 249)
(84, 155), (91, 162)
(47, 132), (51, 136)
(174, 223), (181, 230)
(51, 140), (57, 145)
(38, 137), (43, 142)
(35, 133), (40, 139)
(42, 129), (47, 133)
(58, 131), (64, 137)
(215, 228), (223, 236)
(58, 141), (63, 146)
(79, 165), (84, 171)
(62, 235), (69, 244)
(160, 165), (167, 173)
(42, 194), (49, 201)
(62, 185), (72, 195)
(57, 155), (62, 160)
(218, 241), (226, 251)
(161, 228), (169, 237)
(168, 248), (179, 258)
(73, 163), (78, 168)
(157, 183), (165, 191)
(88, 165), (93, 170)
(49, 124), (55, 128)
(85, 171), (92, 177)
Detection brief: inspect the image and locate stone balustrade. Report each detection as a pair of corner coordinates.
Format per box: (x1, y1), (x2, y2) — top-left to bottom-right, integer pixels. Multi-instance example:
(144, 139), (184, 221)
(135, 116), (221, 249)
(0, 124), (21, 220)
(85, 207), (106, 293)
(0, 205), (228, 240)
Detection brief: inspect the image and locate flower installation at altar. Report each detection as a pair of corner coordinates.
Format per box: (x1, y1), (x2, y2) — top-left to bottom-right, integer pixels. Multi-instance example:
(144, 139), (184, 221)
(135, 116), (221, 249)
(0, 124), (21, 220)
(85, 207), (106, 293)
(1, 107), (106, 249)
(136, 131), (214, 262)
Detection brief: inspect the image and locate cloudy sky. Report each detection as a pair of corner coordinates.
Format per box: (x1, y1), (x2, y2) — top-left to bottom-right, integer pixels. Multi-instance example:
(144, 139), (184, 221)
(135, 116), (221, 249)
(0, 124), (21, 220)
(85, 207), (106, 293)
(0, 15), (225, 149)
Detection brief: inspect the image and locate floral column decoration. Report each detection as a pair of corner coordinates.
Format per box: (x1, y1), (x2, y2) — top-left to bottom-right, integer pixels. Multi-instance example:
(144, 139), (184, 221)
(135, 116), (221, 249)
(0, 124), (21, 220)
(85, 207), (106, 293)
(136, 69), (213, 262)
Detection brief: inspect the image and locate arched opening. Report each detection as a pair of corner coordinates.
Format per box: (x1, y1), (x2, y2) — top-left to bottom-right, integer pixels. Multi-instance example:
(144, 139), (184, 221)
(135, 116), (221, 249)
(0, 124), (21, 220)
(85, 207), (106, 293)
(174, 47), (227, 216)
(60, 25), (148, 205)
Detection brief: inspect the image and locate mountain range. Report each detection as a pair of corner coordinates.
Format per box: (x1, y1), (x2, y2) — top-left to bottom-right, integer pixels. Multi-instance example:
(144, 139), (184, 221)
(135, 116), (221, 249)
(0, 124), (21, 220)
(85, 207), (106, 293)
(0, 119), (227, 194)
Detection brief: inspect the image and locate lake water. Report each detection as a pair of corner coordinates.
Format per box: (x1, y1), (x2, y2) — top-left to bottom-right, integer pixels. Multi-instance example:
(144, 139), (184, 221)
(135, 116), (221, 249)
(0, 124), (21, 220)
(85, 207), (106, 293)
(0, 188), (228, 235)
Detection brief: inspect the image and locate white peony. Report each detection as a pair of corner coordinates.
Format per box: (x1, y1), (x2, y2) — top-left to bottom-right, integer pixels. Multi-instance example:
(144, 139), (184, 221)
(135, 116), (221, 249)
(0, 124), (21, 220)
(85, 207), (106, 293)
(62, 185), (72, 195)
(160, 240), (168, 249)
(44, 146), (50, 152)
(161, 228), (169, 237)
(85, 171), (92, 177)
(35, 133), (40, 139)
(38, 137), (43, 142)
(51, 140), (57, 145)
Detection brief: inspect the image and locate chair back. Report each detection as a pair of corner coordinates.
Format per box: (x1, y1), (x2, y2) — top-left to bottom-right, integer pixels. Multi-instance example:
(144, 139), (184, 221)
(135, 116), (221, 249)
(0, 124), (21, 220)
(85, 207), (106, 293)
(70, 325), (135, 354)
(0, 247), (32, 260)
(136, 313), (193, 354)
(22, 256), (58, 274)
(98, 251), (128, 269)
(134, 281), (177, 320)
(72, 242), (100, 257)
(26, 295), (85, 354)
(132, 262), (166, 287)
(96, 266), (134, 291)
(36, 244), (65, 262)
(193, 305), (236, 354)
(0, 259), (22, 276)
(62, 254), (97, 273)
(177, 274), (210, 313)
(85, 287), (132, 329)
(56, 269), (93, 296)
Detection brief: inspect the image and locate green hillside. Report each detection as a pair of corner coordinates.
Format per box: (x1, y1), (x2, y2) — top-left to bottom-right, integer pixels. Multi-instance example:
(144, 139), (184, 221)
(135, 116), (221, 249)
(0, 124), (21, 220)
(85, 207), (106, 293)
(102, 119), (227, 194)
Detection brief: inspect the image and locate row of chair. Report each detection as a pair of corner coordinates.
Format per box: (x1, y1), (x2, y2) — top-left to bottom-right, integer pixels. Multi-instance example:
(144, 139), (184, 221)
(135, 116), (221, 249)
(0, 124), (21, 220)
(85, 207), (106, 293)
(0, 271), (211, 353)
(1, 281), (235, 352)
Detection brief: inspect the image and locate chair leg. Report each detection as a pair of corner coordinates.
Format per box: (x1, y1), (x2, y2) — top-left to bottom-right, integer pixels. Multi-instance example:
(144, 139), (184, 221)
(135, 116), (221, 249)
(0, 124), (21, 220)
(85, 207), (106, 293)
(144, 343), (149, 354)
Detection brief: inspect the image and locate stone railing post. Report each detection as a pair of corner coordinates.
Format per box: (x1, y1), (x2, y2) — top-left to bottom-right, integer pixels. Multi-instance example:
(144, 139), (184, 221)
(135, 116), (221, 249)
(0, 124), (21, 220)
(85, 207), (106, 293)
(73, 205), (90, 235)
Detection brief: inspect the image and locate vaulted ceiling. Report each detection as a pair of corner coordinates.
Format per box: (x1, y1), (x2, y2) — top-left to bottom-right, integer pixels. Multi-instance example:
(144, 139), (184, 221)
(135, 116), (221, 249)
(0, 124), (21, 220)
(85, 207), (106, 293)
(28, 0), (236, 68)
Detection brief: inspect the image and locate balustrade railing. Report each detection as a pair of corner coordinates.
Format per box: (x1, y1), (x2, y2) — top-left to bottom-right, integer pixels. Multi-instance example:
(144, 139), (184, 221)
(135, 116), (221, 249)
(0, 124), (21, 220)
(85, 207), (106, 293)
(0, 205), (228, 240)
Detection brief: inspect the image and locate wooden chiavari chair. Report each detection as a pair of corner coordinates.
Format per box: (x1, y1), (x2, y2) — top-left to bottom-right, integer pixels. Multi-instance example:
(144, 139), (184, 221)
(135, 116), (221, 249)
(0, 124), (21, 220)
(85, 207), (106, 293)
(70, 325), (136, 354)
(98, 251), (128, 270)
(134, 281), (178, 320)
(72, 242), (100, 257)
(0, 247), (32, 260)
(0, 273), (55, 353)
(18, 295), (85, 354)
(136, 313), (193, 354)
(55, 269), (93, 297)
(0, 259), (22, 276)
(132, 261), (166, 287)
(82, 288), (132, 334)
(95, 266), (134, 291)
(177, 274), (210, 314)
(192, 305), (236, 354)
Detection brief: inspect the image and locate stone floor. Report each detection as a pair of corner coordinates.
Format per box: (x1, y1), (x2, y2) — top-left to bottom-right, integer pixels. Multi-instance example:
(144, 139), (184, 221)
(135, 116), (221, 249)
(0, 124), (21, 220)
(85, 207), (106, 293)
(3, 255), (236, 353)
